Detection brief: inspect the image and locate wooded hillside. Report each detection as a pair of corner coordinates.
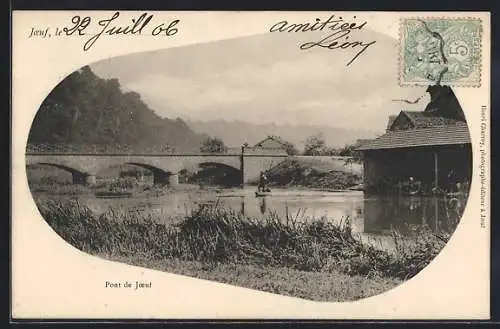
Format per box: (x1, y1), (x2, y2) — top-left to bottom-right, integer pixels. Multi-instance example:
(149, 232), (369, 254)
(28, 66), (205, 152)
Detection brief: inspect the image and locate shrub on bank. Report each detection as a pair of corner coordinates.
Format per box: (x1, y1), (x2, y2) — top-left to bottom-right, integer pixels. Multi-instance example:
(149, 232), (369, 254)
(37, 199), (448, 280)
(28, 182), (91, 195)
(263, 158), (362, 190)
(30, 177), (149, 196)
(94, 177), (141, 191)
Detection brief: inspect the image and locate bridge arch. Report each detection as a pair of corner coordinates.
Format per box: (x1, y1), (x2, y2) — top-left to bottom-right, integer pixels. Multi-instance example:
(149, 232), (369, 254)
(124, 162), (178, 186)
(198, 161), (241, 171)
(186, 162), (243, 187)
(26, 162), (95, 185)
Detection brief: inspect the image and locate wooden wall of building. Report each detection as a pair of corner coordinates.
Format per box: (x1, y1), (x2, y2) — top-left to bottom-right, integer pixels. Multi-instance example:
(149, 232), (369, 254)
(363, 144), (472, 194)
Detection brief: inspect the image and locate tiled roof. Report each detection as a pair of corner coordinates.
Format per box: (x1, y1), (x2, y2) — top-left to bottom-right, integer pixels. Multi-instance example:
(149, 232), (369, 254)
(357, 123), (470, 151)
(353, 139), (373, 148)
(401, 111), (462, 128)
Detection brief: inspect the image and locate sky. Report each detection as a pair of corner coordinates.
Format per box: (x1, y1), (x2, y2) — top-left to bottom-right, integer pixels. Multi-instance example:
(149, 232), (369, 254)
(90, 28), (429, 131)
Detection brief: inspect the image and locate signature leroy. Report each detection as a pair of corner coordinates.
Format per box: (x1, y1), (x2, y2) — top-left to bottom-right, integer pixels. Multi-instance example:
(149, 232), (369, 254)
(61, 12), (180, 51)
(269, 14), (377, 66)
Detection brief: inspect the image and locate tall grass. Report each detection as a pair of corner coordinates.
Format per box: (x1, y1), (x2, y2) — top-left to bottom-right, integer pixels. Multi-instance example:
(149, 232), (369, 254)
(37, 199), (448, 280)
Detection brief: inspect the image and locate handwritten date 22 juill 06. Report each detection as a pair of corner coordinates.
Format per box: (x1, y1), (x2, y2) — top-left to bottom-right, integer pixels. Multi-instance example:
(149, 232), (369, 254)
(62, 12), (180, 51)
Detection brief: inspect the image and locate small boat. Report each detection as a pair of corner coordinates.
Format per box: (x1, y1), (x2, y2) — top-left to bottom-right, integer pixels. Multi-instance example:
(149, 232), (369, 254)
(255, 189), (362, 197)
(95, 191), (133, 198)
(326, 189), (352, 193)
(446, 191), (464, 197)
(347, 183), (364, 191)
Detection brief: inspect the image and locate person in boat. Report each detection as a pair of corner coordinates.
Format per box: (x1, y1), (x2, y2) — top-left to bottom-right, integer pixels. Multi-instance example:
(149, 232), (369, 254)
(258, 171), (269, 192)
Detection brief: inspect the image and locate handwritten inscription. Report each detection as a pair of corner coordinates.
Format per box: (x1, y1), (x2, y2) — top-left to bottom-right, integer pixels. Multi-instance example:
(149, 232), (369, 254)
(269, 15), (377, 66)
(27, 12), (179, 51)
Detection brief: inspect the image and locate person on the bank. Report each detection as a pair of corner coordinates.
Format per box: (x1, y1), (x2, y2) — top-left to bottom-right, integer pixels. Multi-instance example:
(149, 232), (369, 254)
(407, 176), (422, 195)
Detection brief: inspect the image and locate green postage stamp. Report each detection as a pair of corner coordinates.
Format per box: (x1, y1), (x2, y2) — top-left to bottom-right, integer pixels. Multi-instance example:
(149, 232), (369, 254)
(400, 18), (482, 87)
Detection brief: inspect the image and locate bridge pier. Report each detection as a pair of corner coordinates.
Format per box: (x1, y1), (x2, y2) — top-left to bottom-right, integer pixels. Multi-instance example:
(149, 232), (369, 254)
(168, 173), (179, 187)
(85, 175), (96, 185)
(240, 146), (245, 188)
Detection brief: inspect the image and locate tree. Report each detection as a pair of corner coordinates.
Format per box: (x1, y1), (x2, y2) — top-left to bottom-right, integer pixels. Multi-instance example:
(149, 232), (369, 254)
(200, 136), (227, 153)
(303, 133), (326, 155)
(283, 141), (299, 155)
(339, 143), (364, 165)
(338, 144), (356, 157)
(270, 135), (299, 155)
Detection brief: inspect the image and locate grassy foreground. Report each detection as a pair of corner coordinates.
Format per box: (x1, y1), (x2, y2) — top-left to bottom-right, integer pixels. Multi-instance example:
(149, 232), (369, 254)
(102, 254), (401, 301)
(36, 199), (449, 301)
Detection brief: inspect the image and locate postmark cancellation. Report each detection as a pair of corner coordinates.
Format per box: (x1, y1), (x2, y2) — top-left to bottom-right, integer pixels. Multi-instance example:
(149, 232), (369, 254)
(400, 18), (482, 87)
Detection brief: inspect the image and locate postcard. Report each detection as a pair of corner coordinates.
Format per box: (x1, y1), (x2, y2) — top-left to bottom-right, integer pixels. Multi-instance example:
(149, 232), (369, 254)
(11, 11), (491, 319)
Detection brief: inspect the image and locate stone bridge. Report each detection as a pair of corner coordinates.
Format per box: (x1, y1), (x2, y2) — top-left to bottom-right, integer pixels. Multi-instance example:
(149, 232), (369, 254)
(25, 151), (289, 186)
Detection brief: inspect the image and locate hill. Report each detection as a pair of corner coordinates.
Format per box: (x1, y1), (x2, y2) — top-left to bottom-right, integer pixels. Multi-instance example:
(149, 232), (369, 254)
(186, 120), (380, 149)
(27, 66), (205, 152)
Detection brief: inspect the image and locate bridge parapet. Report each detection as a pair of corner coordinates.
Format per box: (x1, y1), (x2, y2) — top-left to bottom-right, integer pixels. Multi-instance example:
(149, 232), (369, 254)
(26, 143), (179, 155)
(26, 144), (288, 156)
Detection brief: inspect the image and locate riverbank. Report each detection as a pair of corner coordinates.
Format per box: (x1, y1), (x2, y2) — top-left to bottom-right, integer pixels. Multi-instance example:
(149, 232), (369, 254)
(28, 180), (203, 198)
(36, 198), (449, 301)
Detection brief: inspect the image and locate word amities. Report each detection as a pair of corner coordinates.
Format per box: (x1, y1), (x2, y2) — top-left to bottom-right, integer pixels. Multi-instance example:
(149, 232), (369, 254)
(269, 14), (377, 66)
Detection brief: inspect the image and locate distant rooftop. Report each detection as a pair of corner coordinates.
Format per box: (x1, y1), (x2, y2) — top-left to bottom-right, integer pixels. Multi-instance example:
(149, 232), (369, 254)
(253, 135), (288, 148)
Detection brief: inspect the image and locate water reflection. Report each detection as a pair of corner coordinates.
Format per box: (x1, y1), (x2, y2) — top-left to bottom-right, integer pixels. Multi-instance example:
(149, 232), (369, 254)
(362, 195), (465, 235)
(259, 197), (267, 215)
(248, 193), (465, 235)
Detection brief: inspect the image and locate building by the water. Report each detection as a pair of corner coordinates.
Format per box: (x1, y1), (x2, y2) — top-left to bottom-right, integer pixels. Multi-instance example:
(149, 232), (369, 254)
(357, 85), (472, 195)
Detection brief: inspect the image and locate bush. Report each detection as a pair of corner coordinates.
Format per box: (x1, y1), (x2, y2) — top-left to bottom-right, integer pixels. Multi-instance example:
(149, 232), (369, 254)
(264, 159), (361, 189)
(94, 177), (141, 192)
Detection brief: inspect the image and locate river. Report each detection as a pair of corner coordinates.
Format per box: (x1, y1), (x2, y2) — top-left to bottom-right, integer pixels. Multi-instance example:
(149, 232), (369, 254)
(34, 186), (467, 249)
